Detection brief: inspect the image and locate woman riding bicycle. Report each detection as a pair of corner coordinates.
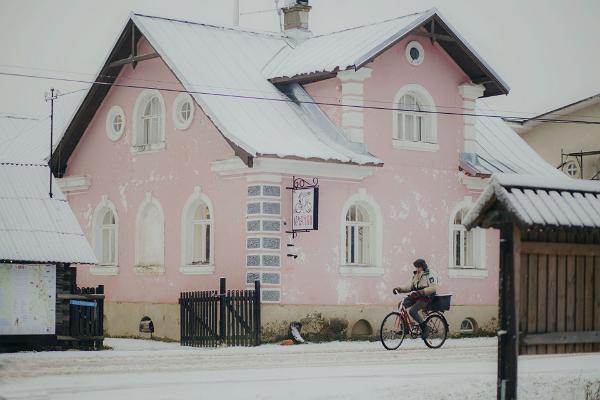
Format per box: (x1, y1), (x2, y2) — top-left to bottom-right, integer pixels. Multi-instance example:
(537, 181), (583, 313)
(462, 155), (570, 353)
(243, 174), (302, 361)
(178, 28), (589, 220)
(392, 258), (439, 339)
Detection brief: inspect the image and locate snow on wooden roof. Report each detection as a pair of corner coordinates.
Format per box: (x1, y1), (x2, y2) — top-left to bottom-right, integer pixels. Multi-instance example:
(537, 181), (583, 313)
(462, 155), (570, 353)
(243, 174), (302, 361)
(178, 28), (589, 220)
(464, 173), (600, 230)
(0, 163), (96, 264)
(264, 8), (508, 97)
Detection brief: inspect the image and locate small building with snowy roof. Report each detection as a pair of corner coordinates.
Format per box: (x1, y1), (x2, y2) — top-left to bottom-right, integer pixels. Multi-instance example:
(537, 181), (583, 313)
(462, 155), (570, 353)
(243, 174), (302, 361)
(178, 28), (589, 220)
(0, 142), (98, 349)
(49, 2), (564, 341)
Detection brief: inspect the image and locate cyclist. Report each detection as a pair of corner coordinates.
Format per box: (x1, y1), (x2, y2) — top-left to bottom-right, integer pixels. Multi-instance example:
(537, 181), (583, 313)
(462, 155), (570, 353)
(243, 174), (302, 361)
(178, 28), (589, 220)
(392, 258), (439, 339)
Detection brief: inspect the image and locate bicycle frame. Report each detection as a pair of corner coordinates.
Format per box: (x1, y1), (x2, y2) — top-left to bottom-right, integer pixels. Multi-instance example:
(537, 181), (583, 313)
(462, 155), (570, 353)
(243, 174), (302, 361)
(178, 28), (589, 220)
(396, 295), (439, 338)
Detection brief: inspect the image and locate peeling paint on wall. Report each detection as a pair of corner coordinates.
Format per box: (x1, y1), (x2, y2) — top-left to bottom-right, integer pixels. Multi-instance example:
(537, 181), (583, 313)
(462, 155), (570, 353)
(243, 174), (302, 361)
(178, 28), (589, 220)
(389, 201), (409, 220)
(82, 204), (92, 229)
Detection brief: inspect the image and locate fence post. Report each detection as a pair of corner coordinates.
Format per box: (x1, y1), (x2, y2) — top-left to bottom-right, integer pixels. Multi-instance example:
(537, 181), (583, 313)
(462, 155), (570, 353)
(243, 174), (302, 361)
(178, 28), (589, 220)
(97, 285), (104, 349)
(219, 277), (226, 344)
(254, 279), (261, 346)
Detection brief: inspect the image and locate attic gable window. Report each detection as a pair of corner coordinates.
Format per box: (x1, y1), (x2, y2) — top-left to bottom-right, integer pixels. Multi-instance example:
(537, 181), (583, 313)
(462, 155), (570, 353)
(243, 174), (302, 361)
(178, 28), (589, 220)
(392, 84), (438, 152)
(132, 89), (166, 153)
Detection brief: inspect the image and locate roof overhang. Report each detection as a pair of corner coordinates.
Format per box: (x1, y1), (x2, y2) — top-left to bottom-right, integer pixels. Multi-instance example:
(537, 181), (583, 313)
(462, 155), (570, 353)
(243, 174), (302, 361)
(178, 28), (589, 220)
(268, 10), (509, 98)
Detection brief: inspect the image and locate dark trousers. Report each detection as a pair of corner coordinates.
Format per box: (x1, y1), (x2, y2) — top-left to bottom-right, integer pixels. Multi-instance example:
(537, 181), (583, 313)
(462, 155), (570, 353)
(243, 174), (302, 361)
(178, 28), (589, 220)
(403, 296), (429, 324)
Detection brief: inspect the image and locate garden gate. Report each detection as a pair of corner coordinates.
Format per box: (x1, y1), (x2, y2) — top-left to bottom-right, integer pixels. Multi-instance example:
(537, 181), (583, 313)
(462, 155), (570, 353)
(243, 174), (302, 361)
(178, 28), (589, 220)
(179, 278), (261, 347)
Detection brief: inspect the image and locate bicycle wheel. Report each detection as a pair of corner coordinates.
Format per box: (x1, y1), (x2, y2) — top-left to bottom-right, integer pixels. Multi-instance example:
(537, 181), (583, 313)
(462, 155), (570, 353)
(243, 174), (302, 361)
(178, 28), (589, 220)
(423, 313), (448, 349)
(380, 312), (406, 350)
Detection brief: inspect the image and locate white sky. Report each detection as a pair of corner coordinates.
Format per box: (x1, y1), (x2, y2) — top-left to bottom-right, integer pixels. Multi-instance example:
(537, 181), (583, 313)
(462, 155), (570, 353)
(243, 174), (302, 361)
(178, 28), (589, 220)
(1, 0), (599, 122)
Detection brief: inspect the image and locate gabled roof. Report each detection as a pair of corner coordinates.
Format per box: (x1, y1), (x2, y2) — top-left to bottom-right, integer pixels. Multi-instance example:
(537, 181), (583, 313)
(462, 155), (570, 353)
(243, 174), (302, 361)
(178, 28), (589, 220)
(507, 92), (600, 133)
(52, 9), (510, 175)
(0, 163), (96, 264)
(52, 13), (382, 175)
(264, 8), (509, 97)
(464, 173), (600, 230)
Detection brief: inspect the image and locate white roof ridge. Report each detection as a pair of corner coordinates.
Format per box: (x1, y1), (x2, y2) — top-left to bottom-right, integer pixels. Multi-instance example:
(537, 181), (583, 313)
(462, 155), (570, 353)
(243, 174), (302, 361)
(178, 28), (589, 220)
(309, 9), (433, 39)
(132, 12), (285, 39)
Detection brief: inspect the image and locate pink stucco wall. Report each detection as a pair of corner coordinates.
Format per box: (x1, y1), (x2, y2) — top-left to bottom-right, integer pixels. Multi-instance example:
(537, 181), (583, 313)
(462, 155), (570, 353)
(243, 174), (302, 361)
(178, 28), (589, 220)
(68, 34), (498, 308)
(291, 35), (498, 306)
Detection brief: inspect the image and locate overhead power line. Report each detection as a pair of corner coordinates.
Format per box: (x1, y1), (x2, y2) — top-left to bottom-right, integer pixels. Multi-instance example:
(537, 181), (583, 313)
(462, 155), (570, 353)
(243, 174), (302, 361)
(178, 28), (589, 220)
(2, 62), (600, 120)
(1, 70), (600, 126)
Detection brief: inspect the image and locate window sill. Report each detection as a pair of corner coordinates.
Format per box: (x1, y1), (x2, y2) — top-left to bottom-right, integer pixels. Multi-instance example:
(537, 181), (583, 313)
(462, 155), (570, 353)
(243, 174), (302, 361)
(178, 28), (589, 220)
(340, 265), (384, 277)
(89, 264), (119, 276)
(130, 142), (166, 154)
(180, 264), (215, 275)
(448, 268), (488, 279)
(134, 264), (165, 275)
(392, 140), (438, 152)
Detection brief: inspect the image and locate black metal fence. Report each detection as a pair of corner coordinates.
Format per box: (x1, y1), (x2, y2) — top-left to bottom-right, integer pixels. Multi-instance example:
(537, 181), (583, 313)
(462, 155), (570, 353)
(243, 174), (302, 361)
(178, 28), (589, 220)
(56, 285), (104, 348)
(180, 278), (261, 347)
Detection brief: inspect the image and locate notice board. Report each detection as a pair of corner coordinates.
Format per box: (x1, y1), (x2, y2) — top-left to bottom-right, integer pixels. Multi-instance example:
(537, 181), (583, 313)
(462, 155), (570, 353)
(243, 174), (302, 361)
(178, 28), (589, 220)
(0, 264), (56, 335)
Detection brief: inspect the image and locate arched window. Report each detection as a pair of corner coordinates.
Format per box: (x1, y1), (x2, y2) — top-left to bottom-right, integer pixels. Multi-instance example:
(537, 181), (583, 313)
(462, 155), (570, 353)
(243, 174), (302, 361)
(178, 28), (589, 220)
(91, 196), (118, 275)
(100, 210), (116, 265)
(392, 84), (437, 151)
(339, 190), (383, 276)
(452, 207), (474, 268)
(396, 93), (425, 142)
(132, 89), (166, 151)
(345, 204), (371, 265)
(181, 187), (215, 274)
(192, 203), (211, 264)
(135, 193), (165, 273)
(448, 198), (486, 276)
(142, 96), (161, 145)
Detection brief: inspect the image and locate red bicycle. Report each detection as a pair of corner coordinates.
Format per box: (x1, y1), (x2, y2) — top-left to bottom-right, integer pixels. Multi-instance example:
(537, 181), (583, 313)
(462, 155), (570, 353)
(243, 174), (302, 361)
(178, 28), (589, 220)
(380, 294), (451, 350)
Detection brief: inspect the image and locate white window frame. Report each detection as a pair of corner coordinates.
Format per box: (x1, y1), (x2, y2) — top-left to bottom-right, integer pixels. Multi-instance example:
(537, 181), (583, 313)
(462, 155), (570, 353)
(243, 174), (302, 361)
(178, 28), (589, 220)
(172, 93), (194, 130)
(448, 197), (487, 278)
(181, 187), (215, 275)
(105, 105), (125, 141)
(339, 189), (383, 277)
(392, 84), (438, 152)
(90, 196), (119, 275)
(135, 192), (165, 274)
(131, 89), (166, 153)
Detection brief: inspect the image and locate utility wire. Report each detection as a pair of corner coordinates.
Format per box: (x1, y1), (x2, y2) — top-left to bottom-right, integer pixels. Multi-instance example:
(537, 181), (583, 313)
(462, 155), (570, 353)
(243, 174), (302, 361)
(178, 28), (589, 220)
(2, 63), (599, 120)
(2, 70), (600, 125)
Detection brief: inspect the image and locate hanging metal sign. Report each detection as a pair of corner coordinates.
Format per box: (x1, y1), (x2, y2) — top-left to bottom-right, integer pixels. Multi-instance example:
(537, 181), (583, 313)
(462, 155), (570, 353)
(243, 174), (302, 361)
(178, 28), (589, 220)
(287, 177), (319, 236)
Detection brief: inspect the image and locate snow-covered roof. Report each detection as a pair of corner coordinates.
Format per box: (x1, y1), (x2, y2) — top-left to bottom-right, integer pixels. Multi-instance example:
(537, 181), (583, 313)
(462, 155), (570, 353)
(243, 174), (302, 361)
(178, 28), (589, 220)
(463, 173), (600, 229)
(264, 8), (508, 97)
(0, 163), (96, 264)
(0, 117), (50, 163)
(131, 13), (381, 165)
(461, 107), (564, 178)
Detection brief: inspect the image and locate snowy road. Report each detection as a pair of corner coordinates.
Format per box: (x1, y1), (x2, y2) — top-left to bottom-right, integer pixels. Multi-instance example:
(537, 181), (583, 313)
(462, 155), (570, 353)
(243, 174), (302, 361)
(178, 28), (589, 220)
(1, 338), (599, 399)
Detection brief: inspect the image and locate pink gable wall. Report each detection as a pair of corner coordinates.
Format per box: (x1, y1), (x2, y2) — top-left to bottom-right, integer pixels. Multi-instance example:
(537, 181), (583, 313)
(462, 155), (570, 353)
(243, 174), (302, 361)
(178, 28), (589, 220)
(296, 35), (499, 306)
(68, 33), (498, 310)
(68, 40), (248, 304)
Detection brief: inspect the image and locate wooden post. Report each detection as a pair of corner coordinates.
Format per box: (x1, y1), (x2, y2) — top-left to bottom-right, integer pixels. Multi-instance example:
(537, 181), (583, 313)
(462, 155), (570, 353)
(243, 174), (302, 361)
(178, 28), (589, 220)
(219, 277), (226, 344)
(498, 224), (520, 400)
(254, 279), (261, 346)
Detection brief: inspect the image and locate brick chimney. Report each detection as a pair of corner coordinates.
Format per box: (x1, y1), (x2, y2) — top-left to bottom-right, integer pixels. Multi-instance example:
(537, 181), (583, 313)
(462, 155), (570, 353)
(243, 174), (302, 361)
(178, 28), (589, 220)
(282, 0), (312, 42)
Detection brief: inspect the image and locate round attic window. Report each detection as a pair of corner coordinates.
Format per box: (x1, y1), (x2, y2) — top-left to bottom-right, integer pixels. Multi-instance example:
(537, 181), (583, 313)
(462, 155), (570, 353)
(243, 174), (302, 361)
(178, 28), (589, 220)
(563, 160), (580, 178)
(405, 41), (424, 66)
(106, 105), (125, 141)
(173, 93), (194, 130)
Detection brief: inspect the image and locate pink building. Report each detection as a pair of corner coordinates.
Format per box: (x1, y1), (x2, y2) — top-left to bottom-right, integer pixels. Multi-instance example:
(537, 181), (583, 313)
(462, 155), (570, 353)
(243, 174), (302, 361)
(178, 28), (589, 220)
(53, 5), (560, 340)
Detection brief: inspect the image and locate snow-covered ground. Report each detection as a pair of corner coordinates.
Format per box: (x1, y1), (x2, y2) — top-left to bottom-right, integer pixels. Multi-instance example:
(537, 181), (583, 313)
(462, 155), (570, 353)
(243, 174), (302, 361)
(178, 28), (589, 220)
(0, 337), (599, 399)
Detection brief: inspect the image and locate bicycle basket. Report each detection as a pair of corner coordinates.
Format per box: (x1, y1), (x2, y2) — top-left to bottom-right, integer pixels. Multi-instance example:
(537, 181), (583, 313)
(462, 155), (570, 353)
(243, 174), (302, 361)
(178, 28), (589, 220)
(427, 294), (452, 311)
